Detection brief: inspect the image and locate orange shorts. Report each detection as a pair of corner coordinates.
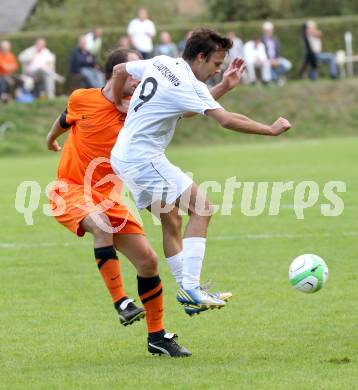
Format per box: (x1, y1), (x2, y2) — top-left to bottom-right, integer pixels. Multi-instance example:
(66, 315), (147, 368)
(49, 182), (144, 237)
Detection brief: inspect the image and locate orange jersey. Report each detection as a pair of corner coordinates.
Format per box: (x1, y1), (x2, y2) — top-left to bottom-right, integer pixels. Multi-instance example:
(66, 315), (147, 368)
(58, 88), (127, 196)
(0, 52), (19, 76)
(52, 88), (143, 237)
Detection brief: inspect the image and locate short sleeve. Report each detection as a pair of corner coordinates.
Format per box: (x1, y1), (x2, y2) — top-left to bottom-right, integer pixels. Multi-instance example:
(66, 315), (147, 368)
(59, 91), (80, 128)
(176, 80), (222, 115)
(126, 59), (152, 81)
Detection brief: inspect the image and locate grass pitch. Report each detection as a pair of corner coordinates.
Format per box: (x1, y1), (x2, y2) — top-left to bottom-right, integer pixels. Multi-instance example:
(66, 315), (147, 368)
(0, 138), (357, 389)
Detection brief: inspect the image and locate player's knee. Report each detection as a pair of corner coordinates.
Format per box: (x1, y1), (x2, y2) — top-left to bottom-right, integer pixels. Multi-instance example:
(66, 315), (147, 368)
(137, 247), (158, 275)
(146, 248), (158, 272)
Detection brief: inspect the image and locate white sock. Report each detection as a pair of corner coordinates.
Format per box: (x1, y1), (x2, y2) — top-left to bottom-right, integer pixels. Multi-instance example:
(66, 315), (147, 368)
(166, 251), (183, 285)
(181, 237), (206, 290)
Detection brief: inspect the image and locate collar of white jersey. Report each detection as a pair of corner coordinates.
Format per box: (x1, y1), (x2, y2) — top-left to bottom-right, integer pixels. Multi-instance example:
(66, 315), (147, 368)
(177, 57), (196, 80)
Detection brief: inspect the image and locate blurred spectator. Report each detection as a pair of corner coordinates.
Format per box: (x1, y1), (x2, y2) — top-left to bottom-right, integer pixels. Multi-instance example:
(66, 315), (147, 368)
(18, 38), (64, 99)
(301, 20), (338, 80)
(226, 31), (244, 62)
(299, 22), (318, 79)
(69, 35), (104, 88)
(127, 7), (156, 59)
(0, 40), (21, 102)
(262, 21), (292, 84)
(154, 31), (178, 57)
(85, 27), (103, 56)
(118, 36), (131, 50)
(243, 38), (271, 84)
(177, 31), (193, 56)
(224, 31), (245, 81)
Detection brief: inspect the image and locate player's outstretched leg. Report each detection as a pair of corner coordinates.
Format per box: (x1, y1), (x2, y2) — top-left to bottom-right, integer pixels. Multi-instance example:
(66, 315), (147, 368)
(157, 205), (228, 314)
(115, 233), (191, 357)
(174, 184), (226, 309)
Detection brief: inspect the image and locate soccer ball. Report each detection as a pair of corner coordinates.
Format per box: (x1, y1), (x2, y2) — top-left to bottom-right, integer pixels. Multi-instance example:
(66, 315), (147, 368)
(289, 254), (329, 293)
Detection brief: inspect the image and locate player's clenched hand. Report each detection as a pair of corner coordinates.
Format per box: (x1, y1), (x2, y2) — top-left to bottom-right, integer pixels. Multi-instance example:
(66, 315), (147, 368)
(47, 139), (61, 152)
(222, 58), (246, 90)
(270, 117), (291, 136)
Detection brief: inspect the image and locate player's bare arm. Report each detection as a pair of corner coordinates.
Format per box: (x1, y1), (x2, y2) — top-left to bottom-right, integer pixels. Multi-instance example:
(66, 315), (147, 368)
(112, 63), (130, 111)
(207, 108), (292, 136)
(46, 115), (68, 152)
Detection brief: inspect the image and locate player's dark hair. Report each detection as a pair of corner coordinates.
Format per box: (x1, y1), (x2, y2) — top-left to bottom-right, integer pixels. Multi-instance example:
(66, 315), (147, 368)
(105, 49), (142, 80)
(182, 29), (233, 62)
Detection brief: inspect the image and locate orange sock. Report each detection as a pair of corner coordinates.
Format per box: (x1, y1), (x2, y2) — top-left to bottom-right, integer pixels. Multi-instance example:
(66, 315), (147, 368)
(137, 275), (164, 333)
(94, 246), (127, 304)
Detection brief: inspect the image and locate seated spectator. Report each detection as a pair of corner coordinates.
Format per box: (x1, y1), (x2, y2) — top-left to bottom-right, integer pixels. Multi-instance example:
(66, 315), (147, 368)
(299, 22), (318, 79)
(154, 31), (178, 57)
(177, 31), (193, 56)
(69, 35), (104, 88)
(262, 21), (292, 84)
(18, 38), (64, 99)
(0, 40), (22, 102)
(243, 38), (271, 84)
(226, 31), (244, 62)
(301, 20), (338, 80)
(224, 31), (245, 81)
(85, 27), (103, 56)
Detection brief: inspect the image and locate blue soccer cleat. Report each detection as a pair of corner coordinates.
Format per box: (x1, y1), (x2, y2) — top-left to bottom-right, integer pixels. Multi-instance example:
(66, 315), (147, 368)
(200, 281), (233, 302)
(183, 303), (208, 316)
(176, 286), (225, 309)
(210, 291), (233, 302)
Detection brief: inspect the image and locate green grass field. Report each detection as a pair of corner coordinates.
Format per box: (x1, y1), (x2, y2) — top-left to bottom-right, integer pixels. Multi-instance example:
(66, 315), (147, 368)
(0, 137), (357, 389)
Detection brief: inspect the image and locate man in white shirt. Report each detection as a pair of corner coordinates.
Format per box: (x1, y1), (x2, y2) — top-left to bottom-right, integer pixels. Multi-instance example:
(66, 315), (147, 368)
(127, 8), (156, 59)
(18, 38), (64, 99)
(111, 29), (291, 314)
(243, 38), (271, 84)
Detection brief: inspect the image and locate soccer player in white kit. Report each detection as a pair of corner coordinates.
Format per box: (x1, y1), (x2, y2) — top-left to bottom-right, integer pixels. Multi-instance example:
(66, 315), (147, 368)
(111, 29), (291, 313)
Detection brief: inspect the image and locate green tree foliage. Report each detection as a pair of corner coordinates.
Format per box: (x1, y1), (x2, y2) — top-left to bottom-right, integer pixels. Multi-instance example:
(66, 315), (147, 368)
(25, 0), (178, 30)
(206, 0), (358, 21)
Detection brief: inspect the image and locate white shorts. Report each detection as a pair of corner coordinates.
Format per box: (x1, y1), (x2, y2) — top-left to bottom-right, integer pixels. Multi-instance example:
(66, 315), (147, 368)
(111, 155), (193, 209)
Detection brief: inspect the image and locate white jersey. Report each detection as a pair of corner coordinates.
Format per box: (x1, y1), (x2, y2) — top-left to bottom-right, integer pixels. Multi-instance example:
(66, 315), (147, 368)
(127, 18), (156, 53)
(111, 55), (222, 162)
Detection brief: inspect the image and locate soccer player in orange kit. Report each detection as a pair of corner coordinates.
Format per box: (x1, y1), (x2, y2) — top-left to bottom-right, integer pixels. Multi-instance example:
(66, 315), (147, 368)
(47, 49), (191, 357)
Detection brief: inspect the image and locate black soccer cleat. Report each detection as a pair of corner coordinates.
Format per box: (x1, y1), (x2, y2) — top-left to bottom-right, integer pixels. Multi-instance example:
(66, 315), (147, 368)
(148, 333), (192, 357)
(115, 299), (145, 326)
